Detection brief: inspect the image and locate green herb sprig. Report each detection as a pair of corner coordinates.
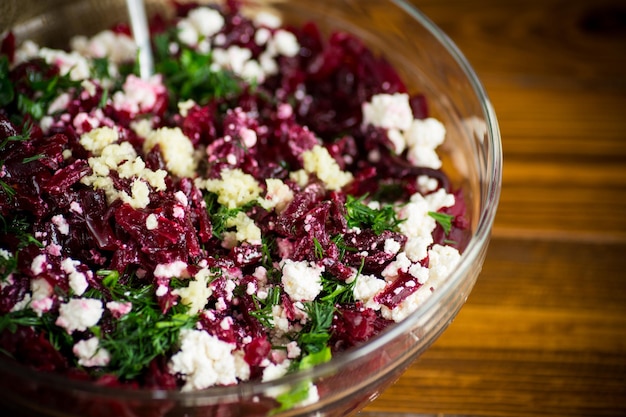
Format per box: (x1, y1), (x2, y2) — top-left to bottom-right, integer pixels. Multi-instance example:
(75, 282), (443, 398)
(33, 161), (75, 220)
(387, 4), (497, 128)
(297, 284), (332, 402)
(297, 301), (334, 355)
(154, 32), (240, 105)
(428, 211), (455, 235)
(344, 194), (403, 234)
(249, 286), (282, 328)
(92, 270), (197, 381)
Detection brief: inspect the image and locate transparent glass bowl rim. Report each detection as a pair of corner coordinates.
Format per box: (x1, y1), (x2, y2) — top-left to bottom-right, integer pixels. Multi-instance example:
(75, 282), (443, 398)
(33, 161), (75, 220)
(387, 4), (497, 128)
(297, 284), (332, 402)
(0, 0), (503, 402)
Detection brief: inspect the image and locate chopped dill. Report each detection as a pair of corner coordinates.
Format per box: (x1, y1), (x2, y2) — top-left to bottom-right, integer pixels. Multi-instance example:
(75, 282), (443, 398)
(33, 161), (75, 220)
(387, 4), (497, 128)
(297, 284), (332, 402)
(344, 194), (403, 234)
(428, 211), (455, 235)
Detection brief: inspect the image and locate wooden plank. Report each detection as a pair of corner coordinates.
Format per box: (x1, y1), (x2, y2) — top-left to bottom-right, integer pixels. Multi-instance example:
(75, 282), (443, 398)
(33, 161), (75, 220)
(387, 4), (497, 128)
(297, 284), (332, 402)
(364, 237), (626, 416)
(411, 0), (626, 83)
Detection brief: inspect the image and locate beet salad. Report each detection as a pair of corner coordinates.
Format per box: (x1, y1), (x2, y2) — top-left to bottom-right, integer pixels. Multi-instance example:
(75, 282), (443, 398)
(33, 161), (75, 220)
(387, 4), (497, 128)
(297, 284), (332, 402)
(0, 0), (469, 405)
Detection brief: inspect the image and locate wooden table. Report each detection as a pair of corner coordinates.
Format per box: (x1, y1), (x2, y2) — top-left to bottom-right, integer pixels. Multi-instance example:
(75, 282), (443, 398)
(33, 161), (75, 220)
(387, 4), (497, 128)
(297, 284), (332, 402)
(362, 0), (626, 416)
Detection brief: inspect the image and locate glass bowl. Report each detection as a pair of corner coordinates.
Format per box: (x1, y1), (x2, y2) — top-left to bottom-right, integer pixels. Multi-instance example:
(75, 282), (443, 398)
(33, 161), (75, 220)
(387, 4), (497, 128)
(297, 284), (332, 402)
(0, 0), (502, 416)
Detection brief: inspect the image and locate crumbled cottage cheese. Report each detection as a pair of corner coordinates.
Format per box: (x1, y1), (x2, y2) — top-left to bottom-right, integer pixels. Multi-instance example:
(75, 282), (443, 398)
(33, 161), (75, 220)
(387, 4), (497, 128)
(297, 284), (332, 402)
(80, 129), (167, 209)
(73, 337), (111, 367)
(302, 145), (353, 191)
(79, 126), (118, 155)
(143, 127), (198, 178)
(169, 329), (249, 391)
(381, 244), (460, 322)
(350, 273), (387, 310)
(70, 29), (136, 64)
(61, 257), (89, 296)
(281, 260), (324, 302)
(224, 211), (262, 244)
(258, 178), (294, 212)
(363, 93), (413, 132)
(112, 74), (167, 116)
(363, 93), (446, 168)
(38, 48), (91, 81)
(177, 7), (225, 48)
(173, 268), (215, 314)
(55, 298), (104, 334)
(198, 168), (262, 208)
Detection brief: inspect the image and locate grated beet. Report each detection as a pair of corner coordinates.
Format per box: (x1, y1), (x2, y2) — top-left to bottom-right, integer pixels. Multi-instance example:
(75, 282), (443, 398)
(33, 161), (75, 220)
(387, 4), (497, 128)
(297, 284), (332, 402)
(331, 303), (392, 351)
(374, 270), (422, 309)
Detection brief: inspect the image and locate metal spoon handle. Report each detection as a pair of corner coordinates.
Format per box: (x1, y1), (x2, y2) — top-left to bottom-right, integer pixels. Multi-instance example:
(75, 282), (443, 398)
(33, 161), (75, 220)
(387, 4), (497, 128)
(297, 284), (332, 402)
(126, 0), (154, 78)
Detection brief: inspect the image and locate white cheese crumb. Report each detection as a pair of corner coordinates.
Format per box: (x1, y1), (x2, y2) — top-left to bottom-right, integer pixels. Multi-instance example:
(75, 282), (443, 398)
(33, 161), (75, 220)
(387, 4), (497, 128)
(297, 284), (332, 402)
(286, 341), (301, 359)
(112, 74), (166, 116)
(403, 236), (431, 263)
(408, 263), (429, 284)
(270, 305), (290, 335)
(80, 136), (167, 209)
(47, 93), (71, 115)
(425, 188), (456, 212)
(73, 337), (111, 367)
(362, 93), (413, 131)
(302, 145), (353, 191)
(198, 168), (262, 208)
(395, 189), (454, 256)
(155, 284), (168, 297)
(146, 213), (158, 230)
(10, 294), (31, 312)
(209, 42), (269, 83)
(14, 40), (40, 65)
(169, 329), (242, 391)
(144, 127), (197, 178)
(70, 30), (136, 64)
(174, 190), (189, 206)
(417, 175), (438, 193)
(350, 273), (386, 310)
(51, 214), (70, 235)
(31, 278), (53, 300)
(258, 178), (294, 212)
(262, 360), (291, 382)
(80, 126), (119, 156)
(30, 254), (47, 275)
(70, 201), (83, 214)
(381, 252), (412, 279)
(383, 238), (401, 255)
(38, 48), (91, 80)
(173, 268), (214, 315)
(239, 127), (257, 148)
(187, 7), (225, 38)
(272, 30), (300, 57)
(55, 298), (104, 334)
(178, 99), (197, 117)
(61, 258), (89, 296)
(288, 169), (309, 188)
(281, 259), (324, 302)
(255, 27), (271, 45)
(381, 245), (461, 323)
(130, 118), (153, 138)
(177, 20), (199, 46)
(253, 11), (282, 29)
(154, 261), (189, 279)
(428, 244), (461, 283)
(81, 79), (97, 97)
(106, 301), (132, 318)
(404, 118), (446, 169)
(224, 211), (262, 244)
(386, 128), (406, 154)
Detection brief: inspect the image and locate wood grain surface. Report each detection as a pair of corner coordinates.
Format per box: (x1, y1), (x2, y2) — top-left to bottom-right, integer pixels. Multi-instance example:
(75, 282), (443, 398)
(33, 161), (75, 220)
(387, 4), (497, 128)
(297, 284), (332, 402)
(362, 0), (626, 416)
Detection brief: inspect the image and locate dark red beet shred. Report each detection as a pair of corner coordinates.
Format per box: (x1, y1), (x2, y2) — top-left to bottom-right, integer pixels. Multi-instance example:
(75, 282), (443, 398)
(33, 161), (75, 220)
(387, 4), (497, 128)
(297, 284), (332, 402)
(0, 1), (469, 393)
